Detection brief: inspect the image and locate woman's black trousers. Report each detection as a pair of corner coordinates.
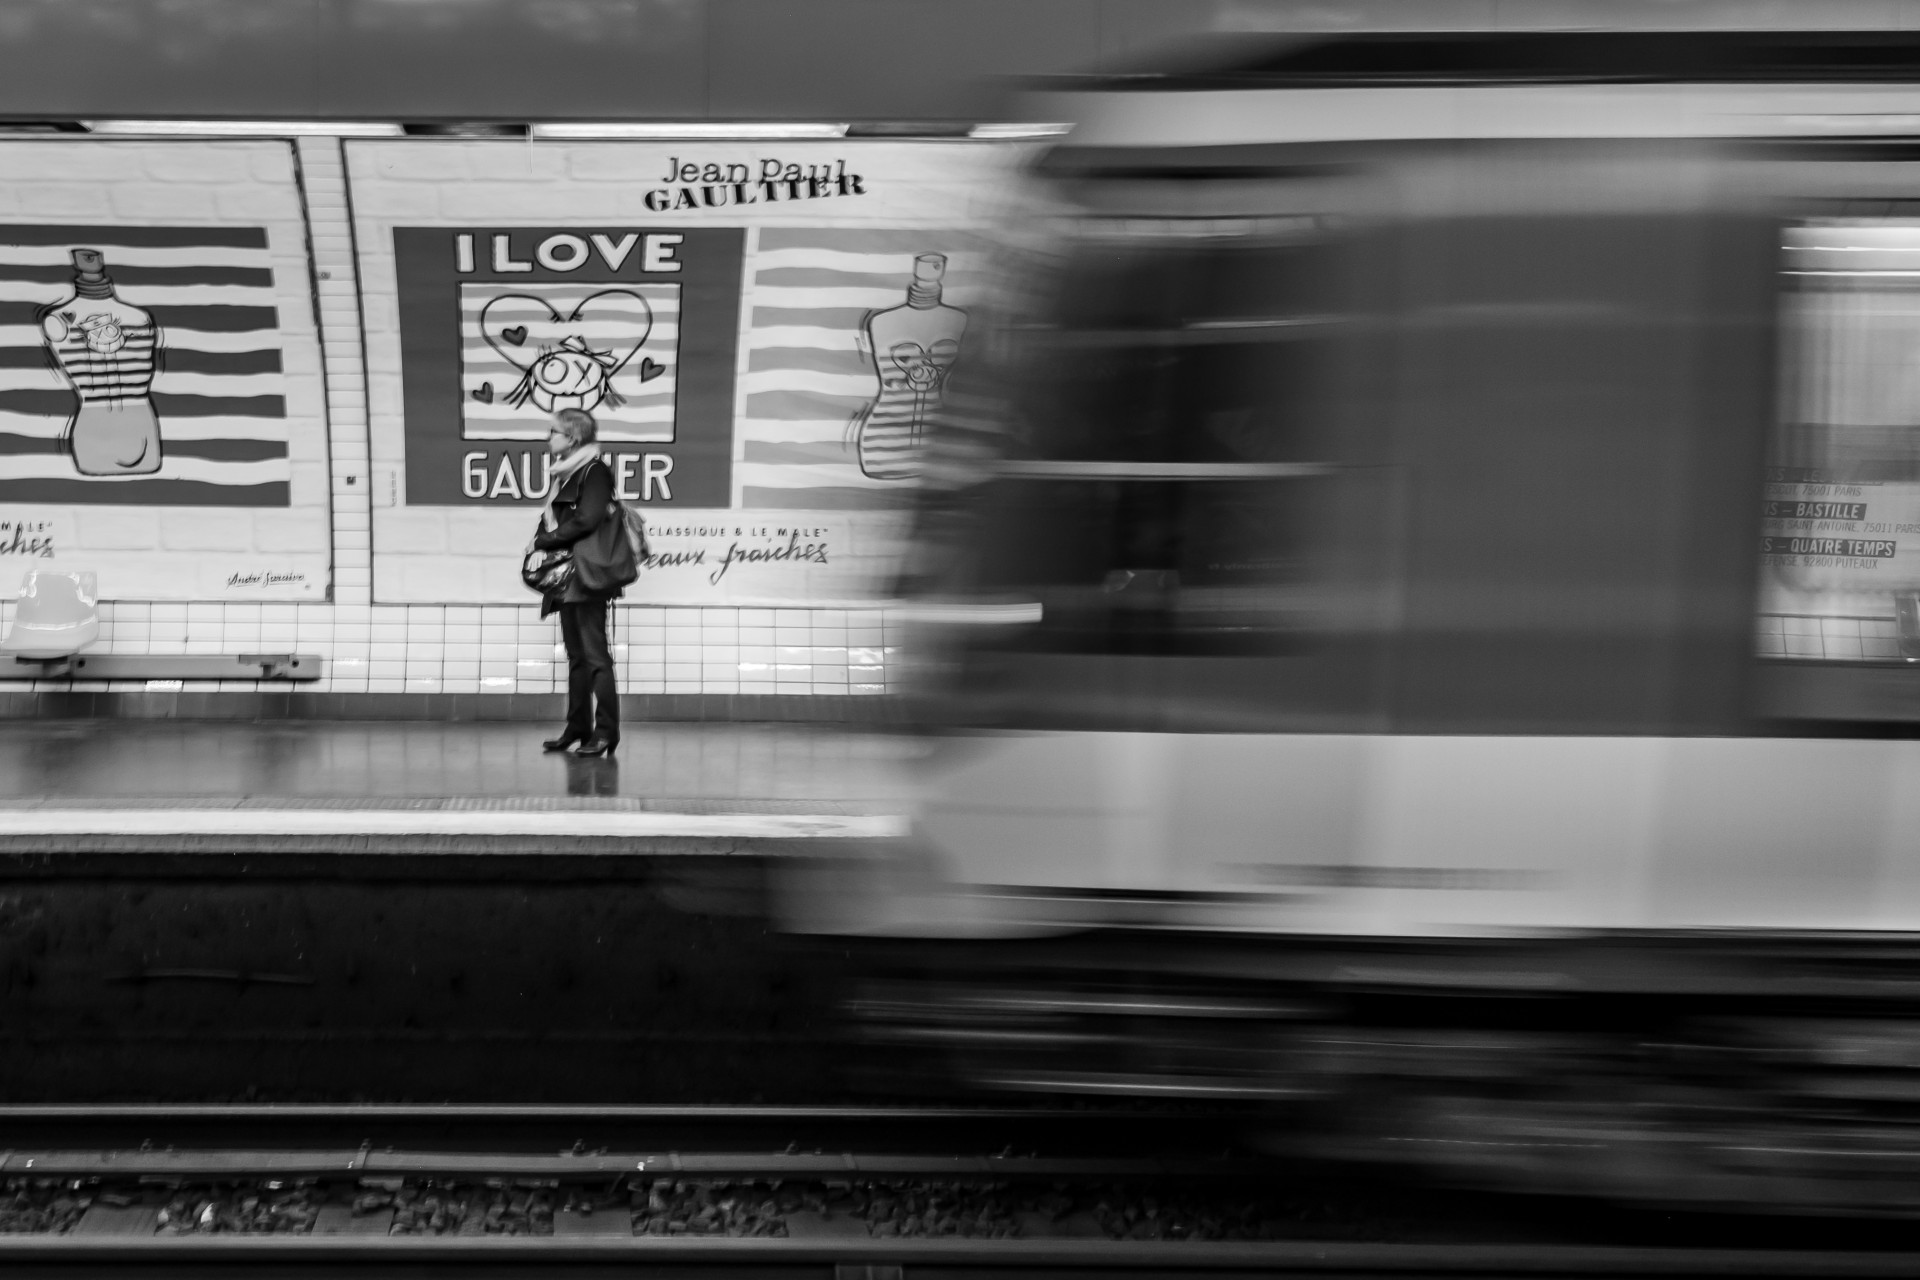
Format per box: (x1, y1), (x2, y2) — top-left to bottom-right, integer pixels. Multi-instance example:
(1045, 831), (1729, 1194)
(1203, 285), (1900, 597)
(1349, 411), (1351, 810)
(558, 600), (618, 743)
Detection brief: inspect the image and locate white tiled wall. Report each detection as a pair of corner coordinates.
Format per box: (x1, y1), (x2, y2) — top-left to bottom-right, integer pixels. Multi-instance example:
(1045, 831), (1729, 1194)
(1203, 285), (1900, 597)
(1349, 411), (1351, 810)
(0, 597), (894, 696)
(0, 137), (896, 702)
(13, 597), (1897, 694)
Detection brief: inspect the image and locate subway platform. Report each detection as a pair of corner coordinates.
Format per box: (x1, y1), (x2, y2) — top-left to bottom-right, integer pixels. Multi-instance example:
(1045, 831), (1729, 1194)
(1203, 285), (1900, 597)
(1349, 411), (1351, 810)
(0, 720), (916, 855)
(0, 719), (925, 1102)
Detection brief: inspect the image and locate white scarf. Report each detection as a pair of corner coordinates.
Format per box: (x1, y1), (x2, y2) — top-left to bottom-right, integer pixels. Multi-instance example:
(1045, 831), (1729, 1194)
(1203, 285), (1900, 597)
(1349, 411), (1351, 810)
(549, 440), (601, 484)
(541, 441), (602, 532)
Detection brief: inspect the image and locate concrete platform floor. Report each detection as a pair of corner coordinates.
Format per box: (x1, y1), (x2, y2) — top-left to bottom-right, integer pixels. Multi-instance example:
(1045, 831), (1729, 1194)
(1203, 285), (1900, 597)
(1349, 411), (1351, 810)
(0, 720), (920, 844)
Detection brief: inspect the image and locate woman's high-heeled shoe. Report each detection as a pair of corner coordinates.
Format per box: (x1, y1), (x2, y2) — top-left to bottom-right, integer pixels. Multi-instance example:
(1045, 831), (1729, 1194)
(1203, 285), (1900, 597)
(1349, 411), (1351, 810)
(542, 731), (583, 752)
(572, 735), (617, 758)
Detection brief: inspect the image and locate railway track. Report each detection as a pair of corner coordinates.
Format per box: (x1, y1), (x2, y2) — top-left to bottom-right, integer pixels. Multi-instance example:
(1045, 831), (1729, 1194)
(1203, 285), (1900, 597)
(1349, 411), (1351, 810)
(0, 1104), (1913, 1275)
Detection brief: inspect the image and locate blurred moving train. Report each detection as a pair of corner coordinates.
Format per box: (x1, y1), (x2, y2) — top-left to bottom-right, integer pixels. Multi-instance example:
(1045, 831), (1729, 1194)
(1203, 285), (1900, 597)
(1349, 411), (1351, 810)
(783, 31), (1920, 1213)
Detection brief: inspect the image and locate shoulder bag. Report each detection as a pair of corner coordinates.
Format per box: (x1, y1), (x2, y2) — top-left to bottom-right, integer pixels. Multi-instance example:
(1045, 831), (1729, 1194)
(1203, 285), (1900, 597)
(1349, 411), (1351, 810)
(573, 497), (646, 594)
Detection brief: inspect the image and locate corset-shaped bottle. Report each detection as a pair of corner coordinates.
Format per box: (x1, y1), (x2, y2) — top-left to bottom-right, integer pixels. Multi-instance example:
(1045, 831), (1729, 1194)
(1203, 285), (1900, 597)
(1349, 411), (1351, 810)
(41, 249), (162, 476)
(855, 253), (966, 480)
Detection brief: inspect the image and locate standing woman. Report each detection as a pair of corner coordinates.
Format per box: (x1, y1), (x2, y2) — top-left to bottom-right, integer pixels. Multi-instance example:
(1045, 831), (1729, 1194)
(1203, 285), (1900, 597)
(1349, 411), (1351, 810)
(535, 407), (621, 756)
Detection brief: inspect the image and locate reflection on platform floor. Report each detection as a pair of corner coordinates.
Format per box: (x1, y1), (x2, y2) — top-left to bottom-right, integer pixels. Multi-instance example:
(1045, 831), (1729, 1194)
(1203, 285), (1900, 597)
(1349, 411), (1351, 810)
(0, 721), (916, 835)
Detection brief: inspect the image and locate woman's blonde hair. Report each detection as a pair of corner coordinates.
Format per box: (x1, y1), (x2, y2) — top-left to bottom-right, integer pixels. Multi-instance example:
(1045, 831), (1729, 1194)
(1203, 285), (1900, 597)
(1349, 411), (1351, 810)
(553, 408), (598, 445)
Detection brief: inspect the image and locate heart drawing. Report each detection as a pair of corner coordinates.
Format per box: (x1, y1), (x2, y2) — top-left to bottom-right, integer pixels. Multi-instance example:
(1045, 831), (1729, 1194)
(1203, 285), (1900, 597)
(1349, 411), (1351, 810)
(471, 382), (494, 404)
(639, 358), (664, 383)
(478, 290), (654, 415)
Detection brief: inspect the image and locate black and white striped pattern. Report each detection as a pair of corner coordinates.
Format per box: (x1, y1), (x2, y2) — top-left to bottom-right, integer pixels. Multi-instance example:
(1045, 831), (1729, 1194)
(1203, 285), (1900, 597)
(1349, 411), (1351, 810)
(740, 227), (986, 509)
(0, 225), (287, 506)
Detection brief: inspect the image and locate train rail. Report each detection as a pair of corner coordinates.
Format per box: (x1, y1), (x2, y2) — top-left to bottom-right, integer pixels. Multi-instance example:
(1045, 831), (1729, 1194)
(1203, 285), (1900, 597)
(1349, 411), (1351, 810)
(0, 1235), (1918, 1280)
(0, 1144), (1264, 1181)
(0, 1104), (1259, 1157)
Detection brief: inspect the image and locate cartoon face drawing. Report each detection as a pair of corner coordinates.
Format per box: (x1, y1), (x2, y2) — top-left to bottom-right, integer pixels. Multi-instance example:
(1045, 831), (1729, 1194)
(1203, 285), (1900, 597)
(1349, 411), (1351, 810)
(526, 336), (618, 413)
(889, 338), (962, 393)
(75, 314), (126, 355)
(460, 281), (680, 444)
(480, 290), (653, 416)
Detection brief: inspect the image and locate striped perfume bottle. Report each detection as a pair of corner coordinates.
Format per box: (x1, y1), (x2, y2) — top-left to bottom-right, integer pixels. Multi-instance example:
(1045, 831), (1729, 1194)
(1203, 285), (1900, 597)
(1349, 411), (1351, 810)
(40, 248), (162, 476)
(855, 254), (966, 481)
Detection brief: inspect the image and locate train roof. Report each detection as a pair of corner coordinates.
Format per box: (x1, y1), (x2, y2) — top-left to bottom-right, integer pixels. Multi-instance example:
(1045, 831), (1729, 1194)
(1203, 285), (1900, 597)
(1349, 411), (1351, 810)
(1026, 31), (1920, 152)
(1058, 30), (1920, 90)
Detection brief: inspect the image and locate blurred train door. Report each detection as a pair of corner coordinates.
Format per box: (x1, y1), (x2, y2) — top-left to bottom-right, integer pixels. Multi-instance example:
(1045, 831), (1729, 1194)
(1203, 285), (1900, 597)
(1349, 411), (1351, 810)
(901, 138), (1787, 940)
(904, 159), (1403, 932)
(1340, 139), (1776, 937)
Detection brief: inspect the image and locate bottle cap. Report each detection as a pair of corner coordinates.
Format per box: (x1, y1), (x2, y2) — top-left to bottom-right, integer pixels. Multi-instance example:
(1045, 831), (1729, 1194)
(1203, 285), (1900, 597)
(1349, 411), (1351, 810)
(907, 253), (947, 307)
(70, 248), (115, 296)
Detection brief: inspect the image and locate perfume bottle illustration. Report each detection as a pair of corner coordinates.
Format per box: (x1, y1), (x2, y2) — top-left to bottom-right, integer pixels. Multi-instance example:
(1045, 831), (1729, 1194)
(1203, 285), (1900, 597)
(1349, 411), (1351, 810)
(40, 248), (163, 476)
(852, 253), (967, 481)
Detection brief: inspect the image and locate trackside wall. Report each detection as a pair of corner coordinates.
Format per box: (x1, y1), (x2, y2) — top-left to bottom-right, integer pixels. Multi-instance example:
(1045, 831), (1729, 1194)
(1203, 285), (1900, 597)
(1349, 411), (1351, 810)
(0, 135), (1029, 711)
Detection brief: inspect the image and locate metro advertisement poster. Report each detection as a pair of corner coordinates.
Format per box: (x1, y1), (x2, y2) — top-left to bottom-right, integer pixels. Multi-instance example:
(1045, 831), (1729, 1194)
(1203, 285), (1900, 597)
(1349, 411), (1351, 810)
(0, 140), (332, 601)
(351, 139), (1026, 605)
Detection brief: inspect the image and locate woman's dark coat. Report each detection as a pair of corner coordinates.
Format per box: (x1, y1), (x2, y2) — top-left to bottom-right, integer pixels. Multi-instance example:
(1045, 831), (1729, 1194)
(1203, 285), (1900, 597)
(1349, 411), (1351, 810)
(533, 459), (622, 617)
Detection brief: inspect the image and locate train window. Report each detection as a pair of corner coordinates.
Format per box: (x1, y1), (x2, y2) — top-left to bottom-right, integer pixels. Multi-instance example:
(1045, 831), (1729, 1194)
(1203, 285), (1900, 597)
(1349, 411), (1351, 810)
(936, 213), (1379, 667)
(1014, 218), (1343, 467)
(1759, 220), (1920, 663)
